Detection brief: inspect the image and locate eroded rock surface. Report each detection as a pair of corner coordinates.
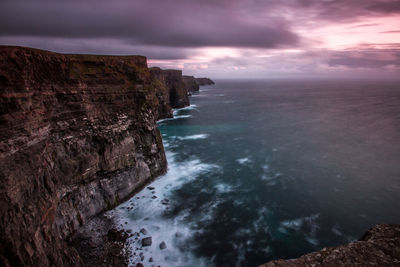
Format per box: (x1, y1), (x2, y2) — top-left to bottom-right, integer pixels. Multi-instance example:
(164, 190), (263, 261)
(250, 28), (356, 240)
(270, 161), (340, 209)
(0, 46), (168, 266)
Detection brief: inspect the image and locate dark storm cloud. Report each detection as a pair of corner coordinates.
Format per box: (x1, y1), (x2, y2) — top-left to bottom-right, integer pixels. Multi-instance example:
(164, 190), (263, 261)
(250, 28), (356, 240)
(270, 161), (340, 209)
(1, 0), (399, 50)
(0, 0), (399, 73)
(367, 1), (400, 13)
(291, 0), (400, 21)
(0, 0), (298, 49)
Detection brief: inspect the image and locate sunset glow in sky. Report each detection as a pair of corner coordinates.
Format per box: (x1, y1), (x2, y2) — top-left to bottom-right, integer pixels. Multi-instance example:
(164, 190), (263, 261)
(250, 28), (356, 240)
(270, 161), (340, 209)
(1, 0), (399, 78)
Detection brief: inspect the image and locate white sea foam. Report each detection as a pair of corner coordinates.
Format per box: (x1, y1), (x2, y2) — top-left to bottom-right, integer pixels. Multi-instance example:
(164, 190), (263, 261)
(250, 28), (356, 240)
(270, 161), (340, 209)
(215, 183), (233, 193)
(158, 114), (192, 123)
(176, 104), (197, 111)
(237, 158), (251, 164)
(177, 134), (209, 140)
(279, 214), (320, 246)
(108, 149), (220, 267)
(260, 163), (279, 186)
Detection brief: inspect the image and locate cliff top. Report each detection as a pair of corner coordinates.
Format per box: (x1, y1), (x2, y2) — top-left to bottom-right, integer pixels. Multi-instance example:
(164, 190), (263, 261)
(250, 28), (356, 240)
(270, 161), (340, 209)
(0, 45), (147, 65)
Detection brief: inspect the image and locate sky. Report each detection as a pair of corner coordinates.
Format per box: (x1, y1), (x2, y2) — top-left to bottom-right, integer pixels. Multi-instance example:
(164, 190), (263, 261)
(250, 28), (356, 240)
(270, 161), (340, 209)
(0, 0), (400, 78)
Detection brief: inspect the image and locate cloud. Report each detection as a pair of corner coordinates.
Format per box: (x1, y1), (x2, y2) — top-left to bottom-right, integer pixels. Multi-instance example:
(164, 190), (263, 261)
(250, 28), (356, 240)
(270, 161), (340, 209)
(327, 50), (400, 68)
(367, 1), (400, 13)
(0, 0), (399, 77)
(380, 30), (400, 33)
(0, 0), (298, 49)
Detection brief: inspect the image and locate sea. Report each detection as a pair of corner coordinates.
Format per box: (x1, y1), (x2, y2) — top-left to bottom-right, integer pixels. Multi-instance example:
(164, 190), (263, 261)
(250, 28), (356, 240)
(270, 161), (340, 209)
(107, 79), (400, 267)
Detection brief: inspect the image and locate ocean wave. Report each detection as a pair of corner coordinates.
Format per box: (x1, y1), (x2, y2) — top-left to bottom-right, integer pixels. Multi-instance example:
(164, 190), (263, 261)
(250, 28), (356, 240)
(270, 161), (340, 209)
(157, 114), (192, 123)
(177, 134), (209, 140)
(237, 158), (251, 164)
(108, 149), (220, 267)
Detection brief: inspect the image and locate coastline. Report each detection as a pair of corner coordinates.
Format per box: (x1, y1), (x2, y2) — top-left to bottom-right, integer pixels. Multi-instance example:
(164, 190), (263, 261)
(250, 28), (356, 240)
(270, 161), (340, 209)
(1, 46), (399, 266)
(0, 45), (213, 266)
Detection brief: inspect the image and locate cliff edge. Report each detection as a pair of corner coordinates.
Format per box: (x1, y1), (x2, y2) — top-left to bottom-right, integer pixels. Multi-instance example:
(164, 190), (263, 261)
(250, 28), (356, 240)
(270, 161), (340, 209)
(0, 46), (171, 266)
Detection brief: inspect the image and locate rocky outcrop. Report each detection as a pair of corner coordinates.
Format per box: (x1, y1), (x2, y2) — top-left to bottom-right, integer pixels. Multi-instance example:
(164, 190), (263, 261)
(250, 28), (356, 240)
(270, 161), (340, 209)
(195, 77), (215, 86)
(0, 46), (168, 267)
(149, 67), (173, 120)
(183, 75), (200, 92)
(262, 224), (400, 266)
(163, 69), (189, 108)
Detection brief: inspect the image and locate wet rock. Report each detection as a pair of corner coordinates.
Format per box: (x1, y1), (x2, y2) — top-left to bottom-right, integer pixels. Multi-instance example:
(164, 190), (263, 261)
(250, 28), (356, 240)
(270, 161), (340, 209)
(147, 186), (155, 190)
(152, 196), (157, 199)
(107, 228), (127, 242)
(142, 237), (152, 247)
(161, 199), (170, 205)
(136, 263), (144, 267)
(159, 241), (167, 250)
(149, 257), (154, 262)
(140, 228), (148, 235)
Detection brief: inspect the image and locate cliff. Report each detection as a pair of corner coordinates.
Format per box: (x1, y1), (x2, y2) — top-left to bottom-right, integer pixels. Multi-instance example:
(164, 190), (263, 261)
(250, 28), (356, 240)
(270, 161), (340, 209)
(183, 75), (200, 92)
(0, 46), (170, 266)
(149, 67), (173, 120)
(162, 69), (190, 108)
(195, 77), (215, 86)
(262, 224), (400, 266)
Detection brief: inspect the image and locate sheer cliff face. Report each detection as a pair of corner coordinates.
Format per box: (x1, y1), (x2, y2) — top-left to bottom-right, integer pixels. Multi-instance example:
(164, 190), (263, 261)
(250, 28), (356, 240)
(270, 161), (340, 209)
(0, 46), (167, 266)
(163, 69), (190, 108)
(150, 67), (173, 120)
(183, 75), (200, 92)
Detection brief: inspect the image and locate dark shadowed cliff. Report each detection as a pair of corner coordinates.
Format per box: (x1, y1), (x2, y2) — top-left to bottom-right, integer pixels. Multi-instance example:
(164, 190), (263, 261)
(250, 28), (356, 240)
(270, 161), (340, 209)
(149, 67), (174, 120)
(162, 69), (190, 108)
(0, 46), (174, 266)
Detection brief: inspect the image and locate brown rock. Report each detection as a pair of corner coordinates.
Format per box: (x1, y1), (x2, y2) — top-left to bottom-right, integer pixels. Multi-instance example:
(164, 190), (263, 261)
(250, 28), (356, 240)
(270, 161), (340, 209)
(0, 46), (168, 267)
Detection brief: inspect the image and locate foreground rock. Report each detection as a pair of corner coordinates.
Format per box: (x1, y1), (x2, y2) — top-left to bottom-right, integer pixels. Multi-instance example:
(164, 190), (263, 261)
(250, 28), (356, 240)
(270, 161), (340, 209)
(261, 224), (400, 267)
(71, 215), (129, 267)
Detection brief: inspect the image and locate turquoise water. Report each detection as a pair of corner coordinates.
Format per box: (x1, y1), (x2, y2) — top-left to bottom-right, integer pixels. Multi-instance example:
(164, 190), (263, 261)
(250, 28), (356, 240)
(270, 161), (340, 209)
(111, 79), (400, 266)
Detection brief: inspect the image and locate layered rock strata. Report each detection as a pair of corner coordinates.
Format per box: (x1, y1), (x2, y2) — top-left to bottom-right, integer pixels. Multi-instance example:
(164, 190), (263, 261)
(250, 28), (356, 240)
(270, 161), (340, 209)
(262, 224), (400, 266)
(149, 67), (173, 120)
(0, 46), (171, 266)
(182, 75), (200, 92)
